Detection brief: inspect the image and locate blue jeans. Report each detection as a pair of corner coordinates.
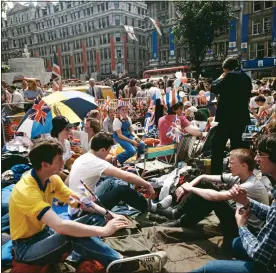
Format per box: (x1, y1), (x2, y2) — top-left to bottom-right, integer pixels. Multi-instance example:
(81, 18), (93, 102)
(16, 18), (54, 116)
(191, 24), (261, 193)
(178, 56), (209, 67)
(191, 237), (267, 273)
(12, 214), (121, 268)
(114, 135), (145, 164)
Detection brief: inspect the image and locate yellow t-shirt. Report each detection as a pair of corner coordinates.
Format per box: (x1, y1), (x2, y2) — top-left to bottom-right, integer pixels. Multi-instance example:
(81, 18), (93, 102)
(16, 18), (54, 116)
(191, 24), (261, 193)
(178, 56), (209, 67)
(9, 169), (75, 241)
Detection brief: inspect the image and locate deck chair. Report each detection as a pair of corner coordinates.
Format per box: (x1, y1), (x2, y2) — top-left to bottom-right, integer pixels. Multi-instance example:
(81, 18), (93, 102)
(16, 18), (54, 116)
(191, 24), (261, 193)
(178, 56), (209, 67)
(135, 143), (178, 178)
(176, 134), (197, 163)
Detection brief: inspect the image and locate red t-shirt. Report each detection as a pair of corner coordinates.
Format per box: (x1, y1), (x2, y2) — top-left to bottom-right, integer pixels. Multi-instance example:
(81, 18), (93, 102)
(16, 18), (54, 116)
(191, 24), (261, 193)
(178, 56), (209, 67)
(158, 115), (191, 145)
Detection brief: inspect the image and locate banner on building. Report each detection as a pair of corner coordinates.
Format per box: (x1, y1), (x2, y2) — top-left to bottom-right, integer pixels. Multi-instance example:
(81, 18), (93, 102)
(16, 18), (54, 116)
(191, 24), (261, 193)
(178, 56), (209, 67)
(229, 19), (237, 48)
(169, 27), (175, 57)
(149, 17), (163, 36)
(123, 25), (138, 41)
(241, 14), (249, 50)
(152, 31), (158, 60)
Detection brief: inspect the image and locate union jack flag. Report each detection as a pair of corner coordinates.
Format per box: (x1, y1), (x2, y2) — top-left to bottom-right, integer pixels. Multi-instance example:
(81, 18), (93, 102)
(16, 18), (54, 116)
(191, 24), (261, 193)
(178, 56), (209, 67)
(124, 25), (138, 41)
(166, 115), (183, 143)
(103, 96), (111, 110)
(149, 17), (163, 36)
(28, 97), (51, 125)
(52, 51), (62, 91)
(136, 99), (144, 110)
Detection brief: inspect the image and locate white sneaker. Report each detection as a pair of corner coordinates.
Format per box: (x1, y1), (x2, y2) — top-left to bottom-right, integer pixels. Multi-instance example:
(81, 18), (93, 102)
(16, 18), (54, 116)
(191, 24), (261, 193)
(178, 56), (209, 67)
(157, 195), (173, 209)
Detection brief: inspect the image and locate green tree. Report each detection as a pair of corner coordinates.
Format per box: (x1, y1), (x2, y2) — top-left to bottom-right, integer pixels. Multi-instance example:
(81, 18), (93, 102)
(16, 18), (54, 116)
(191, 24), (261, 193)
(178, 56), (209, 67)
(173, 1), (233, 81)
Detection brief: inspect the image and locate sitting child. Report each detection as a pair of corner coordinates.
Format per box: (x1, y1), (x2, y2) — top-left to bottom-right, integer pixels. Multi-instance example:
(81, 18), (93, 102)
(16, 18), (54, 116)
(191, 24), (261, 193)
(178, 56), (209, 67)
(113, 101), (145, 165)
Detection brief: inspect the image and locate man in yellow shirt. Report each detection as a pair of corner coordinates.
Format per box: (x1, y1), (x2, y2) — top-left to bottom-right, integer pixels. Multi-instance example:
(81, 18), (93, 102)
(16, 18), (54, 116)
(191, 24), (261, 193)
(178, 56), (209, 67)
(10, 138), (130, 269)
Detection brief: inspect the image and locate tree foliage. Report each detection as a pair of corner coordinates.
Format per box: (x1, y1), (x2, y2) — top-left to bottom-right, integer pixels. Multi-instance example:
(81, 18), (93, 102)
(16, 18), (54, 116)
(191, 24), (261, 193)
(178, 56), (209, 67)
(173, 1), (233, 79)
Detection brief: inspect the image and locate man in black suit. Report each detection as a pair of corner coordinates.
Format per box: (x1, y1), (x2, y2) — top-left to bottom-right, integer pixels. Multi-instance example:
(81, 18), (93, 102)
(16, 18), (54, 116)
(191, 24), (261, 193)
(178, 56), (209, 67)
(210, 57), (251, 174)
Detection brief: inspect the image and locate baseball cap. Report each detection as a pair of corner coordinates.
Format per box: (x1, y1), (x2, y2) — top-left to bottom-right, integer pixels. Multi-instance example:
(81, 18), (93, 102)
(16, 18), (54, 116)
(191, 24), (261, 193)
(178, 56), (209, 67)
(52, 116), (74, 132)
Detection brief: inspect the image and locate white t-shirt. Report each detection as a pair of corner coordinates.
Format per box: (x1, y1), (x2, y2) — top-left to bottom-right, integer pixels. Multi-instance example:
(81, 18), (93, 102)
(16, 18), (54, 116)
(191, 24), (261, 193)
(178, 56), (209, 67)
(12, 91), (25, 109)
(63, 139), (72, 162)
(222, 173), (269, 231)
(249, 96), (259, 110)
(68, 152), (112, 216)
(113, 117), (132, 132)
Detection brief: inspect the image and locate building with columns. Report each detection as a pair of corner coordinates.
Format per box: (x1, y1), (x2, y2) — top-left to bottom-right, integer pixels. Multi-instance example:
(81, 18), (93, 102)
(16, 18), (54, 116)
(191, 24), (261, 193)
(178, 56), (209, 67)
(1, 1), (148, 79)
(145, 1), (276, 78)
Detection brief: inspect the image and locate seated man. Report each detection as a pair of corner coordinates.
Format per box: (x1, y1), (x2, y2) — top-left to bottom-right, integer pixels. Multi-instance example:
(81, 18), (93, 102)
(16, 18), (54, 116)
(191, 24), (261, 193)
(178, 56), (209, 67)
(83, 118), (101, 152)
(191, 134), (276, 273)
(9, 138), (131, 270)
(163, 149), (269, 239)
(68, 132), (172, 218)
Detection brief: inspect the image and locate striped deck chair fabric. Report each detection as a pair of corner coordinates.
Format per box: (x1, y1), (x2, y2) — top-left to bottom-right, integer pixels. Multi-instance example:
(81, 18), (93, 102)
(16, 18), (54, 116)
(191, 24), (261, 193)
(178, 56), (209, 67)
(135, 143), (177, 177)
(177, 135), (197, 162)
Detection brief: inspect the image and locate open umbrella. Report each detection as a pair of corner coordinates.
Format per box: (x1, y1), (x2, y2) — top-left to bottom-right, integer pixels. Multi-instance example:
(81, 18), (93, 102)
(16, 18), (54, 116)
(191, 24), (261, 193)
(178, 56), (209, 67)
(17, 91), (98, 139)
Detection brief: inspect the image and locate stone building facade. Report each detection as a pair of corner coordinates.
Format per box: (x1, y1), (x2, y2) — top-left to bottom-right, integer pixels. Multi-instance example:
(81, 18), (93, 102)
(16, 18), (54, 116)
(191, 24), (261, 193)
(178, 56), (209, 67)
(145, 1), (276, 78)
(1, 1), (148, 79)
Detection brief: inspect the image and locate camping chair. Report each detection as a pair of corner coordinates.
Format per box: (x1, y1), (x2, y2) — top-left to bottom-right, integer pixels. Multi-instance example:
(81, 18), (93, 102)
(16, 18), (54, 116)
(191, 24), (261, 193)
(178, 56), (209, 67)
(135, 143), (178, 178)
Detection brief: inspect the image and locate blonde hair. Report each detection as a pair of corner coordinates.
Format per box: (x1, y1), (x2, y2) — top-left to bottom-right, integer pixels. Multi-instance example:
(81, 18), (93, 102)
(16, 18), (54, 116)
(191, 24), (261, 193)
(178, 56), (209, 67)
(230, 149), (256, 171)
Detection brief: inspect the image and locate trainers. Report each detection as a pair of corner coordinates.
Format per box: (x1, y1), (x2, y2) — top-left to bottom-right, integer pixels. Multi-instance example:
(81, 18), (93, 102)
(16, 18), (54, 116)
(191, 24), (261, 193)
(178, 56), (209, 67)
(108, 251), (168, 273)
(157, 195), (172, 209)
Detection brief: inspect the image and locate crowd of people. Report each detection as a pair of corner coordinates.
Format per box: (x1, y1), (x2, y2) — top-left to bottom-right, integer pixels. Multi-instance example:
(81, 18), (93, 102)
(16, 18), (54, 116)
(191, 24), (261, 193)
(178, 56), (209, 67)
(2, 57), (276, 273)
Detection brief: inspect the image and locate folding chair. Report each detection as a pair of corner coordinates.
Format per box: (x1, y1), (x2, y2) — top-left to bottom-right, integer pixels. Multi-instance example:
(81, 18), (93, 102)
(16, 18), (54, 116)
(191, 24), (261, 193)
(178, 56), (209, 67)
(135, 143), (178, 178)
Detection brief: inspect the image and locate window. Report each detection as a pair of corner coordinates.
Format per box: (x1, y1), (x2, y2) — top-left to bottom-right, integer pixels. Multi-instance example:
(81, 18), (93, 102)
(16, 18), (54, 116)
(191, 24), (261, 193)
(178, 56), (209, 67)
(252, 19), (260, 35)
(98, 5), (100, 12)
(253, 1), (261, 12)
(125, 16), (128, 25)
(107, 16), (109, 26)
(115, 32), (121, 42)
(99, 19), (102, 28)
(267, 40), (272, 57)
(263, 18), (272, 34)
(138, 7), (140, 14)
(257, 42), (264, 59)
(115, 15), (120, 26)
(264, 1), (272, 9)
(117, 49), (121, 58)
(127, 3), (131, 11)
(87, 8), (90, 15)
(114, 1), (119, 8)
(101, 3), (105, 11)
(106, 2), (109, 10)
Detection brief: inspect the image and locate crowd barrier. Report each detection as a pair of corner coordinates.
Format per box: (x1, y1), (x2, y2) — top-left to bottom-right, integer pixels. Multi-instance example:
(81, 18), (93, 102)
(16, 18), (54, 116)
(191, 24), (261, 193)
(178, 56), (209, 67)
(1, 95), (207, 144)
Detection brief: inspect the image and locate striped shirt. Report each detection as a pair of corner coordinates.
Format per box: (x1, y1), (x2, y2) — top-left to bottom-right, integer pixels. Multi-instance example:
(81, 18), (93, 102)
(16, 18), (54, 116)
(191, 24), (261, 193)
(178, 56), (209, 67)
(239, 188), (276, 271)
